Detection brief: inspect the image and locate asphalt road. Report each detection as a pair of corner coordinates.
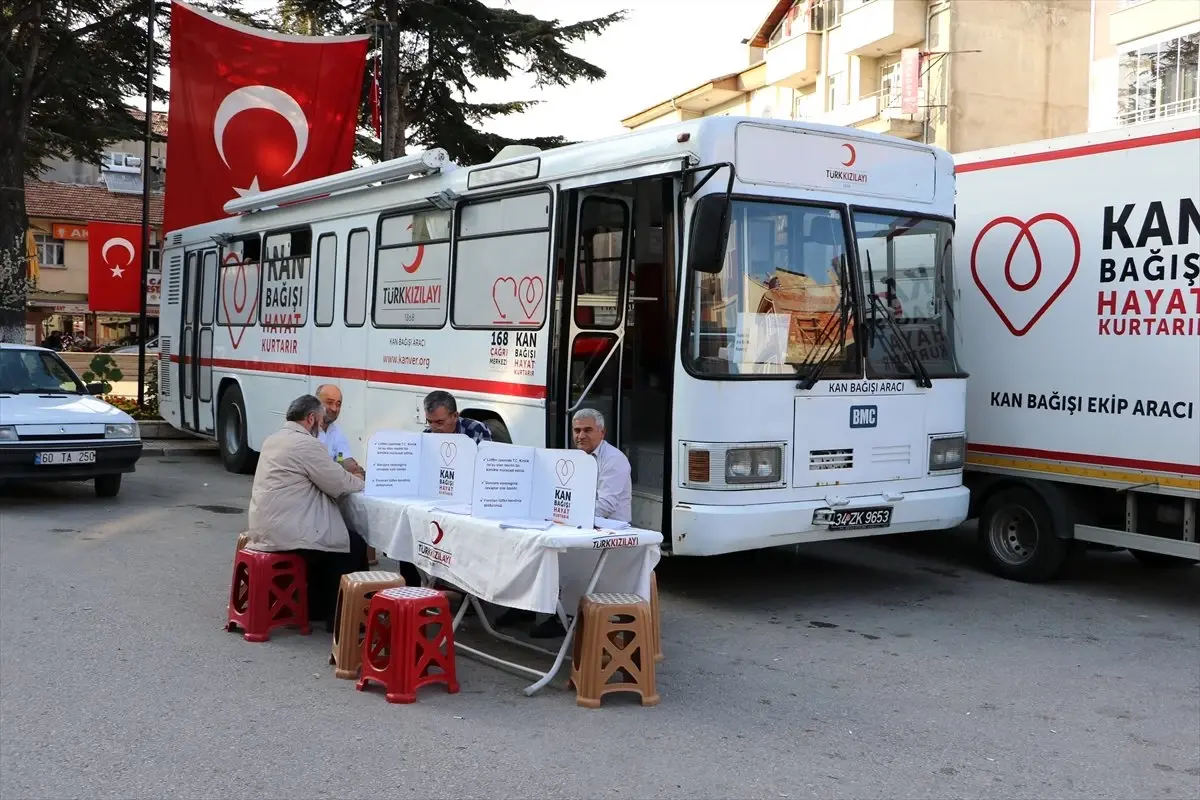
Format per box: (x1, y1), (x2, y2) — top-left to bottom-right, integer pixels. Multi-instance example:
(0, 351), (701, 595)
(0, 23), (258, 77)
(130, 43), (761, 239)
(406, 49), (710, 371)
(1, 454), (1197, 800)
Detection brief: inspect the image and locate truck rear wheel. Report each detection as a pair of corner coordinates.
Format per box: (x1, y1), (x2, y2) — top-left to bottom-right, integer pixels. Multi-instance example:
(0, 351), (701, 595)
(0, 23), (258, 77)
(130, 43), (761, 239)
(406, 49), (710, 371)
(978, 486), (1072, 583)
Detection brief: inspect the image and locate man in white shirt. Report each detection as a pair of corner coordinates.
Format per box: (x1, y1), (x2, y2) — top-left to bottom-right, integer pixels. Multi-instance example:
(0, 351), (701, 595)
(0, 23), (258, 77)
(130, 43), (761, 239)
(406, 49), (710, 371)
(571, 407), (632, 524)
(315, 384), (364, 479)
(508, 407), (633, 639)
(316, 383), (386, 570)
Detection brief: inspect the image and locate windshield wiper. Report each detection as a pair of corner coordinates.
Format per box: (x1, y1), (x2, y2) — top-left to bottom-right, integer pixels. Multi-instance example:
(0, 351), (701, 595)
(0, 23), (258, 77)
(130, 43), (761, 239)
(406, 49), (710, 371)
(793, 261), (852, 389)
(864, 251), (933, 388)
(794, 295), (849, 389)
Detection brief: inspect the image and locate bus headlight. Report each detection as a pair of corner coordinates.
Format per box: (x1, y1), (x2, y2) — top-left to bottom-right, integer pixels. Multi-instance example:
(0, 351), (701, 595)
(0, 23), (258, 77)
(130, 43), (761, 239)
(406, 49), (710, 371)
(0, 425), (17, 442)
(928, 435), (964, 471)
(726, 446), (782, 484)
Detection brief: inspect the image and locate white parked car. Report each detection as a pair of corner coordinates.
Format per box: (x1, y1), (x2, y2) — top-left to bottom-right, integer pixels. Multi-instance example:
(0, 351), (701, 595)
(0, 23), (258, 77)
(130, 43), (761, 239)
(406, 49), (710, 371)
(112, 337), (158, 355)
(0, 343), (143, 497)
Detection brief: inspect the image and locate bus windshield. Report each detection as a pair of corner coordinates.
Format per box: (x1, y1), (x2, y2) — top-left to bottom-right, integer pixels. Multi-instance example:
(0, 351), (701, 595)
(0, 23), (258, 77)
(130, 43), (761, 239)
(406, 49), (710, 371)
(852, 211), (960, 379)
(686, 198), (858, 378)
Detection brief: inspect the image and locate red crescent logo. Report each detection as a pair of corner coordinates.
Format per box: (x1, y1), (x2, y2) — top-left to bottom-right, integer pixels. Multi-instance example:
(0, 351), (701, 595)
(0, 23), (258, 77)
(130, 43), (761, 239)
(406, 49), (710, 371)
(430, 521), (444, 546)
(402, 223), (424, 274)
(841, 143), (856, 167)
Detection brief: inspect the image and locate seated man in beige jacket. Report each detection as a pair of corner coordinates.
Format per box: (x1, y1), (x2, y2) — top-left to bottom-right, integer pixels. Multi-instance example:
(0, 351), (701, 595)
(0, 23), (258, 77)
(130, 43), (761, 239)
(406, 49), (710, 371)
(247, 394), (366, 629)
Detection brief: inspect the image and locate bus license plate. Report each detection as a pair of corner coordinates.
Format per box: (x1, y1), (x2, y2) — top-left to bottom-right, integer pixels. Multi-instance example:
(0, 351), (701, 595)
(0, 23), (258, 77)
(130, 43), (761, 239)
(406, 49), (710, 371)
(36, 450), (96, 466)
(828, 506), (893, 530)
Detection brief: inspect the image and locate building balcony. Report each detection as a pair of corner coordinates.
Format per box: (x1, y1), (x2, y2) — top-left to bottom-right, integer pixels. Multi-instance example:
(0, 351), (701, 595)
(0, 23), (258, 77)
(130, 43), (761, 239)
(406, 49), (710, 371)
(765, 31), (822, 88)
(816, 91), (924, 139)
(837, 0), (926, 58)
(1109, 0), (1200, 47)
(1118, 95), (1200, 126)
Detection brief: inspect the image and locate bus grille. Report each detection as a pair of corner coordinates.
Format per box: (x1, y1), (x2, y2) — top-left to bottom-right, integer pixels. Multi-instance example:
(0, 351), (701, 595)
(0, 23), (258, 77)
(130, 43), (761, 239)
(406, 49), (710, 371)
(871, 444), (911, 464)
(166, 254), (183, 304)
(159, 335), (172, 398)
(809, 448), (853, 470)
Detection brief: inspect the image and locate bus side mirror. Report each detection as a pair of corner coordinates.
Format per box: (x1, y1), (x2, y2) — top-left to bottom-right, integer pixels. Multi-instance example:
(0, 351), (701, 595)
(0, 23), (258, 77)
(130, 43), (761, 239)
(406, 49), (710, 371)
(687, 195), (731, 275)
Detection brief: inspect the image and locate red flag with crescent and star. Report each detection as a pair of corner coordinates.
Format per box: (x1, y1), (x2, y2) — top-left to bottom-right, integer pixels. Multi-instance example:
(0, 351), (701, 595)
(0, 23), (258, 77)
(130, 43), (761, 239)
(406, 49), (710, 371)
(88, 222), (144, 314)
(164, 2), (369, 232)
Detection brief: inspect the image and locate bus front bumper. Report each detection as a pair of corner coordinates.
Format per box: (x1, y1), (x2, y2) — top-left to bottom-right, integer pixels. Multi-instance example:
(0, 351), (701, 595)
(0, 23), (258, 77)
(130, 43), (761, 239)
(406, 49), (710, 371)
(670, 485), (970, 556)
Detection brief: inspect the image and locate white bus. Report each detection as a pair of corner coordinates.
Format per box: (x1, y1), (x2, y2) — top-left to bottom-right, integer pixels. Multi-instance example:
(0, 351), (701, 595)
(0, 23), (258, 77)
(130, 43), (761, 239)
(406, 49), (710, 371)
(159, 116), (968, 556)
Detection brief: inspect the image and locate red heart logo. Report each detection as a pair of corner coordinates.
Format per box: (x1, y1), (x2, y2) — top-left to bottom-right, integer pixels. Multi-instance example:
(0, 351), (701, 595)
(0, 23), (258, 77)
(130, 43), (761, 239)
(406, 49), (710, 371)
(491, 277), (517, 323)
(969, 213), (1080, 337)
(219, 252), (260, 349)
(517, 276), (545, 322)
(555, 458), (575, 486)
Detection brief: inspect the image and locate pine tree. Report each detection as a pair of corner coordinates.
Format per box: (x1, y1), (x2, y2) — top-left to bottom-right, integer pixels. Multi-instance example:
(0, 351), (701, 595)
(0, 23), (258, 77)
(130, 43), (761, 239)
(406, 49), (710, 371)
(276, 0), (625, 164)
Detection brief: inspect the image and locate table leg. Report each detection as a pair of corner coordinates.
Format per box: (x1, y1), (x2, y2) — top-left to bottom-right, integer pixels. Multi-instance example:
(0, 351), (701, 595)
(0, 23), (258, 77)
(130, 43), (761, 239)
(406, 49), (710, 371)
(520, 549), (612, 696)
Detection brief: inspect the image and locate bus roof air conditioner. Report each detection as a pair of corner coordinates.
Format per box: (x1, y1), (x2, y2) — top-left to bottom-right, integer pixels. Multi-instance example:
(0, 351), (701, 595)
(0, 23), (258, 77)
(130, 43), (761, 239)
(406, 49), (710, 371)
(222, 148), (451, 215)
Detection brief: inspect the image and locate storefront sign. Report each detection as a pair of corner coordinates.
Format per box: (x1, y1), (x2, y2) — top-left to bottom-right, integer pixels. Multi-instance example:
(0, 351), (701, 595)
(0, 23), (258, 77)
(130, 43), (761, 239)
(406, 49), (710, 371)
(52, 223), (88, 240)
(147, 270), (161, 306)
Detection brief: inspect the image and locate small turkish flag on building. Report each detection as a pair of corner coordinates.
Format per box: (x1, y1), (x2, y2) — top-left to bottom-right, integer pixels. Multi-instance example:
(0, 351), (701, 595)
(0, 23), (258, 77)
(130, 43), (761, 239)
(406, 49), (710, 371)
(88, 222), (143, 314)
(164, 2), (369, 232)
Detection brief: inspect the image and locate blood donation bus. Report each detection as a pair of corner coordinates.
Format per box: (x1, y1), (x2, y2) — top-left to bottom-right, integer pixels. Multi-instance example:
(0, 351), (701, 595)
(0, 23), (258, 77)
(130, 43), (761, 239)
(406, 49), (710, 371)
(158, 116), (969, 555)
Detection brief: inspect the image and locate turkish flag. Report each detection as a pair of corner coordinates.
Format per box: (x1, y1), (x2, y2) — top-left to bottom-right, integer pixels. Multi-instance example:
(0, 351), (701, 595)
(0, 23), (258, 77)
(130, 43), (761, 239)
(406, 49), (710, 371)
(88, 222), (143, 314)
(164, 2), (369, 232)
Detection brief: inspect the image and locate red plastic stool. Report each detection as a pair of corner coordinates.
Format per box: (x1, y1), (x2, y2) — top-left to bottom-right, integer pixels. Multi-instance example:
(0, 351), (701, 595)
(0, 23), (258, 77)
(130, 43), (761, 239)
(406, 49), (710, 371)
(356, 586), (459, 703)
(225, 548), (311, 642)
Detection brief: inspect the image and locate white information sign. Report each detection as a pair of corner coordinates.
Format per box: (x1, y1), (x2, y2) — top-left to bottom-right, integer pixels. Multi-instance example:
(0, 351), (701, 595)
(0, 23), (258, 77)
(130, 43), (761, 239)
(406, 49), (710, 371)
(732, 312), (790, 366)
(471, 442), (537, 519)
(364, 431), (422, 497)
(471, 443), (599, 528)
(529, 449), (598, 529)
(417, 433), (476, 504)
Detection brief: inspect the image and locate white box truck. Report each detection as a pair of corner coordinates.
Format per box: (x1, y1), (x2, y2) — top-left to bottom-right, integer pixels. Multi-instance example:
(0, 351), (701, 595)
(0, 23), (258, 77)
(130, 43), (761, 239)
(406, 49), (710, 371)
(953, 116), (1200, 581)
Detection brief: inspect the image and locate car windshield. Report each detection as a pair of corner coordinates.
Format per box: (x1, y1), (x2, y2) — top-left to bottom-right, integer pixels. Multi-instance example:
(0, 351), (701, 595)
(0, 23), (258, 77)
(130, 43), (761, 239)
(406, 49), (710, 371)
(685, 198), (857, 378)
(0, 350), (85, 394)
(852, 211), (961, 379)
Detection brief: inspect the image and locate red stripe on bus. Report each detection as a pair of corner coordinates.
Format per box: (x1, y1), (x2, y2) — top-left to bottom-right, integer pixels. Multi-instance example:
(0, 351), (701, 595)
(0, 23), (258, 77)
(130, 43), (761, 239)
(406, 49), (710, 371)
(954, 127), (1200, 173)
(166, 355), (546, 399)
(968, 443), (1200, 477)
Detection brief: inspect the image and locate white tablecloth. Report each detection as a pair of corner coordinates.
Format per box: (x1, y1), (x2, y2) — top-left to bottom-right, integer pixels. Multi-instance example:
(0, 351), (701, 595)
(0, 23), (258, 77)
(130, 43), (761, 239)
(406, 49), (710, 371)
(342, 494), (662, 615)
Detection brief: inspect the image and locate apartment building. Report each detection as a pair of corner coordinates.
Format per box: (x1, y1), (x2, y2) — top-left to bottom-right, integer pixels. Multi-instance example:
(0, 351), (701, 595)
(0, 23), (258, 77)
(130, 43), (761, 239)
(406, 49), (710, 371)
(622, 0), (1092, 154)
(1089, 0), (1199, 131)
(25, 107), (167, 345)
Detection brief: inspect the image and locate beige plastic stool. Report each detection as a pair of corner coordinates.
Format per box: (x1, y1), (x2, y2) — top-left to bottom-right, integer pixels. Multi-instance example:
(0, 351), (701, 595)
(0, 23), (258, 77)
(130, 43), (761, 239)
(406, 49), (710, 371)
(650, 571), (664, 663)
(568, 593), (659, 708)
(329, 571), (406, 679)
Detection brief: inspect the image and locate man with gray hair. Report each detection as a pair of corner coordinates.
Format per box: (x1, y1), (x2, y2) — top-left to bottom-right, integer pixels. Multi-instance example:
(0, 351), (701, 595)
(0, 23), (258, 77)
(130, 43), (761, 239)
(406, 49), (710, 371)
(502, 407), (633, 638)
(572, 408), (632, 524)
(422, 389), (493, 444)
(247, 394), (367, 629)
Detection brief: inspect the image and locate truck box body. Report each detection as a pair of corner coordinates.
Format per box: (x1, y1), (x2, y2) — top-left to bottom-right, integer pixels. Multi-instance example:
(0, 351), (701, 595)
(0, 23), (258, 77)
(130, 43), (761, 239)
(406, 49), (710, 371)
(954, 117), (1200, 496)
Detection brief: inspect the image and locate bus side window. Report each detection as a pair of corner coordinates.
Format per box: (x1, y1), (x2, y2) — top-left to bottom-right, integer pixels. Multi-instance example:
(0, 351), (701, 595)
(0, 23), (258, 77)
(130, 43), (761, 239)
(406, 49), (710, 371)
(315, 233), (337, 327)
(345, 229), (370, 327)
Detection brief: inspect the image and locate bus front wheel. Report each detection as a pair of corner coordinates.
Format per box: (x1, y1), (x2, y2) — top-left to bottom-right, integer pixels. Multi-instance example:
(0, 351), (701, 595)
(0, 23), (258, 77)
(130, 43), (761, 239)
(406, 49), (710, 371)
(218, 384), (257, 475)
(978, 486), (1073, 583)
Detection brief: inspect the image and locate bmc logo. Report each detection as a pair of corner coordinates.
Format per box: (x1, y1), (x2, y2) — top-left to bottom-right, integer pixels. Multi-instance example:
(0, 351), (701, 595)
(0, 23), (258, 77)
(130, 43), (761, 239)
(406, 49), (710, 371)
(849, 405), (878, 429)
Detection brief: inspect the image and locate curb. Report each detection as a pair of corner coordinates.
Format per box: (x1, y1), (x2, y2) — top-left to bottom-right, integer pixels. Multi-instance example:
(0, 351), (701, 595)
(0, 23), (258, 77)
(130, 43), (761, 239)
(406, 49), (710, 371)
(141, 443), (220, 458)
